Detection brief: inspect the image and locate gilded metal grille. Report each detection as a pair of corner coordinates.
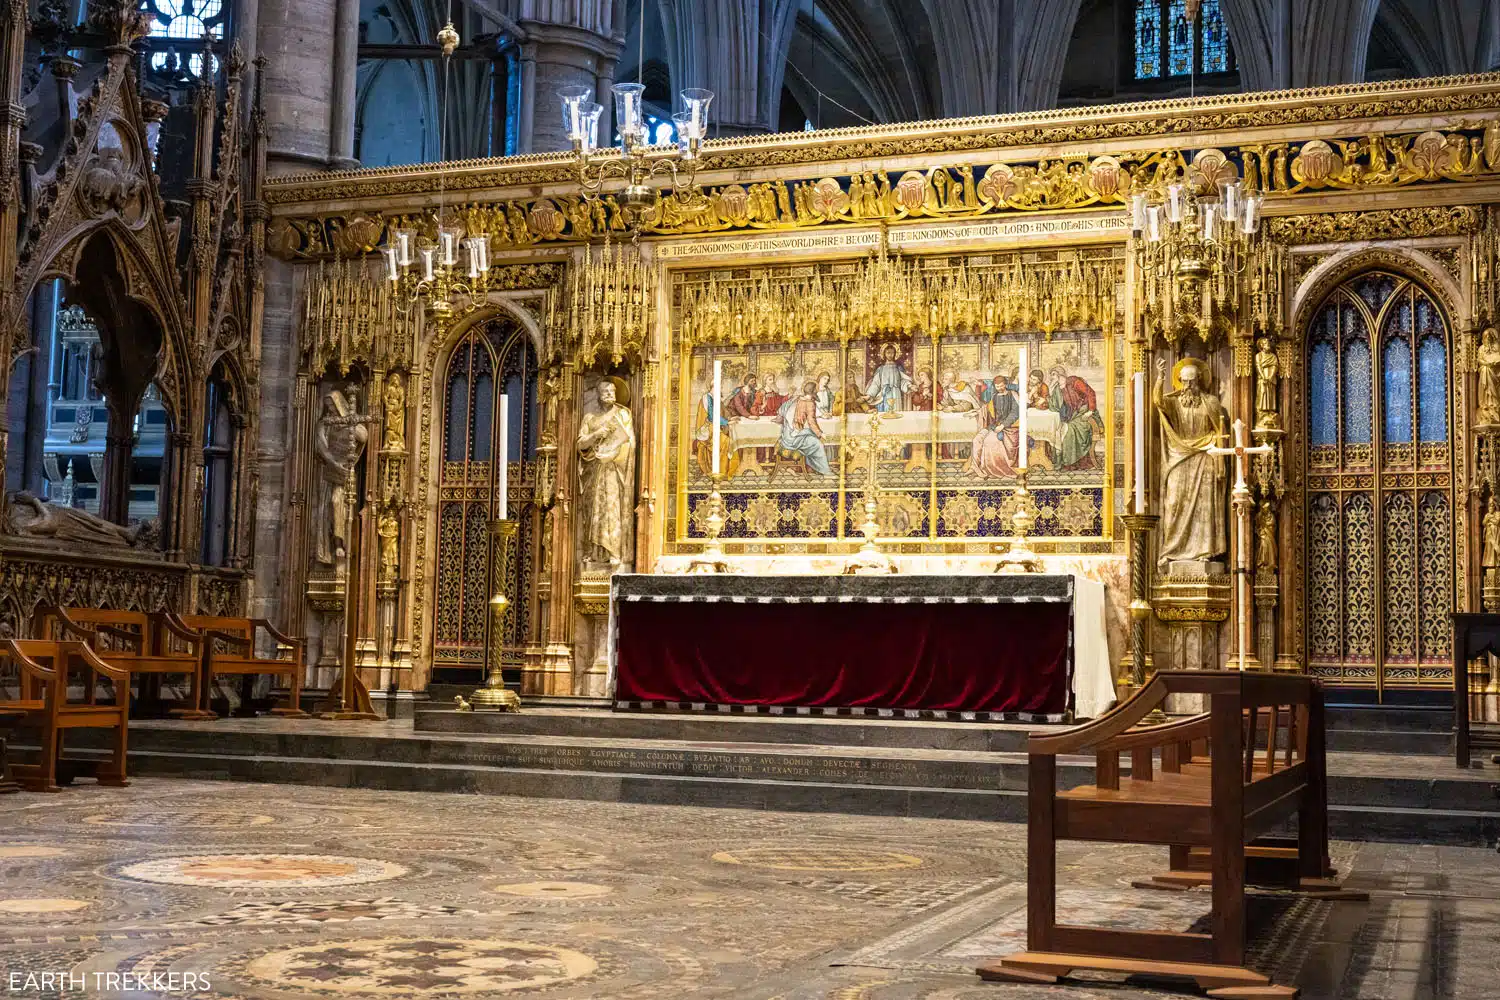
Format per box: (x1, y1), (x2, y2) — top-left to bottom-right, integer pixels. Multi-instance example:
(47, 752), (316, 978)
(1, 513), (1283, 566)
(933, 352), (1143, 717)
(431, 322), (540, 671)
(1303, 273), (1453, 693)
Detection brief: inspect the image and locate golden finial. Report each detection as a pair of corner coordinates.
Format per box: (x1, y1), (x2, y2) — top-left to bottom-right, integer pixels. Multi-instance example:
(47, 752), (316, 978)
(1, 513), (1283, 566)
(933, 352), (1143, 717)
(437, 21), (460, 57)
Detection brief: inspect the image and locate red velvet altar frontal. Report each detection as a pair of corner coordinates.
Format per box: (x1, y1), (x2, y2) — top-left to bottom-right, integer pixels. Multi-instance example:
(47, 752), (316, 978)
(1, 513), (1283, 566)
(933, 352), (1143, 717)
(614, 600), (1070, 714)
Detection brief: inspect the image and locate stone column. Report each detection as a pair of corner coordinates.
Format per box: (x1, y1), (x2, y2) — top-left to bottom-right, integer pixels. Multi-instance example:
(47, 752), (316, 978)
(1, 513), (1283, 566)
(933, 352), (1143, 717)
(328, 0), (360, 168)
(257, 0), (337, 175)
(518, 22), (621, 153)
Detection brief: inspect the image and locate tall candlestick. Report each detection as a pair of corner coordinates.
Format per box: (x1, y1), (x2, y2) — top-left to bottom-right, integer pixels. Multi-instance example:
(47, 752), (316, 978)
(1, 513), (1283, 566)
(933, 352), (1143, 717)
(1017, 345), (1029, 471)
(1133, 372), (1147, 514)
(711, 359), (722, 476)
(498, 394), (509, 520)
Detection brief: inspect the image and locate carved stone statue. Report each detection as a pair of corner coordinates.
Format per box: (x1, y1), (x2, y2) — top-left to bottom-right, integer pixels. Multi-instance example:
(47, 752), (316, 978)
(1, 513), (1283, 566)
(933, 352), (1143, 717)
(1255, 503), (1278, 573)
(383, 373), (406, 451)
(313, 387), (370, 574)
(378, 510), (400, 580)
(7, 491), (143, 547)
(1154, 358), (1229, 570)
(576, 378), (636, 571)
(1484, 498), (1500, 569)
(1478, 327), (1500, 427)
(1254, 337), (1281, 431)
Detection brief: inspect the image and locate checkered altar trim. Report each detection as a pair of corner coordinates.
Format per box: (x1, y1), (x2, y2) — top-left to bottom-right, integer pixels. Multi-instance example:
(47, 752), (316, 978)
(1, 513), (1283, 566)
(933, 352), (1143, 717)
(617, 594), (1070, 604)
(611, 701), (1067, 723)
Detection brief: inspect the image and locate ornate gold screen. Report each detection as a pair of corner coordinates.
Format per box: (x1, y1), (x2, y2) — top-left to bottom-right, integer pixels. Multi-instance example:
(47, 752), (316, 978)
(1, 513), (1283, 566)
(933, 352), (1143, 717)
(1304, 272), (1454, 692)
(431, 321), (539, 678)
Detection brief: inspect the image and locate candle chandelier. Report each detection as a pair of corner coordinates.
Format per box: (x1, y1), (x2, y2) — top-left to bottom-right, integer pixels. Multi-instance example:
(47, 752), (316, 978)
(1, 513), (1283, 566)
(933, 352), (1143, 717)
(381, 16), (490, 317)
(558, 82), (714, 230)
(1129, 172), (1276, 345)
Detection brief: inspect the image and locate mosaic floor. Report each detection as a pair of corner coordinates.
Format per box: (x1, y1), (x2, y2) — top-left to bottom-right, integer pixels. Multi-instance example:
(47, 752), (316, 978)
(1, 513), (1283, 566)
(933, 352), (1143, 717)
(1, 778), (1495, 1000)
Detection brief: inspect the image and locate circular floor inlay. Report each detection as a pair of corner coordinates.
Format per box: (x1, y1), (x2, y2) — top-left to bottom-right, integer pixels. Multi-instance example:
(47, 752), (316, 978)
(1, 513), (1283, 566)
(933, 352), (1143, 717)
(115, 854), (408, 889)
(491, 881), (613, 900)
(712, 847), (926, 872)
(0, 898), (90, 913)
(0, 846), (67, 859)
(243, 937), (596, 995)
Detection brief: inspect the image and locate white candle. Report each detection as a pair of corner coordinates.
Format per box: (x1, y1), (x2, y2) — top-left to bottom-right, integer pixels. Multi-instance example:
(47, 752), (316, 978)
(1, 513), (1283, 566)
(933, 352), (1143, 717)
(711, 359), (722, 476)
(1133, 372), (1147, 514)
(1017, 345), (1029, 471)
(498, 393), (509, 520)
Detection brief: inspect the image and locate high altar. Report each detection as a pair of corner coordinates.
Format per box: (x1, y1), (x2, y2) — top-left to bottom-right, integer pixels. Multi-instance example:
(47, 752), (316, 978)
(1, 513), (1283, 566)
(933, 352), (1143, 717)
(254, 72), (1500, 714)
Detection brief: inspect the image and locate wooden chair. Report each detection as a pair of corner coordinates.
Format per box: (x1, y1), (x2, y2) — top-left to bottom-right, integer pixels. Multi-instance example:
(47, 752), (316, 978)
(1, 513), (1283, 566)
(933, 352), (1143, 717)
(977, 671), (1361, 1000)
(176, 615), (307, 718)
(33, 606), (209, 718)
(0, 639), (129, 792)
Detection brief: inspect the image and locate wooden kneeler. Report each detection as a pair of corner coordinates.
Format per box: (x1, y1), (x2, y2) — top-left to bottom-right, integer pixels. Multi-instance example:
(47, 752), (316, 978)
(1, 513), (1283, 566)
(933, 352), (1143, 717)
(976, 671), (1361, 1000)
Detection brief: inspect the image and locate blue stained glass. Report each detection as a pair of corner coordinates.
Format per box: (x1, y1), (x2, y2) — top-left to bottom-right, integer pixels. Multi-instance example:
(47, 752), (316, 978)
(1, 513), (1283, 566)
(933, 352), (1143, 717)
(1167, 0), (1194, 76)
(1343, 335), (1372, 445)
(471, 372), (493, 460)
(1415, 297), (1441, 337)
(1135, 0), (1162, 79)
(1309, 337), (1337, 446)
(1418, 334), (1447, 442)
(1382, 336), (1412, 444)
(1200, 0), (1229, 72)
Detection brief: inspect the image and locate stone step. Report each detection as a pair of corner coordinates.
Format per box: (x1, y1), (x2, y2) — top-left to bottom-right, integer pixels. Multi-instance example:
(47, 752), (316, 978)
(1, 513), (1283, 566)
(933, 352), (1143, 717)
(94, 747), (1500, 846)
(1326, 706), (1454, 733)
(413, 706), (1039, 752)
(1328, 728), (1454, 756)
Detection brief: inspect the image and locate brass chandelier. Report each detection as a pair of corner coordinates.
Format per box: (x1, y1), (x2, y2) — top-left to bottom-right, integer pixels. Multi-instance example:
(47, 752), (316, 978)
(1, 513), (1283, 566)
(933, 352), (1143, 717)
(1129, 172), (1273, 345)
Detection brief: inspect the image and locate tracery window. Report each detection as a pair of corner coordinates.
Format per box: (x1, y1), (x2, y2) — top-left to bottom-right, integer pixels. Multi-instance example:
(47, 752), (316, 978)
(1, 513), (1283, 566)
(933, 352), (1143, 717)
(1133, 0), (1231, 80)
(432, 323), (539, 680)
(140, 0), (227, 78)
(1304, 273), (1453, 694)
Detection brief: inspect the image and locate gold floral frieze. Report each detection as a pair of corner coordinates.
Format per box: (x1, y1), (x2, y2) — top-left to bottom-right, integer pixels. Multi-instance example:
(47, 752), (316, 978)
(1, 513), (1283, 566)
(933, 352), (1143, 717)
(1267, 206), (1483, 245)
(262, 72), (1500, 209)
(268, 122), (1500, 262)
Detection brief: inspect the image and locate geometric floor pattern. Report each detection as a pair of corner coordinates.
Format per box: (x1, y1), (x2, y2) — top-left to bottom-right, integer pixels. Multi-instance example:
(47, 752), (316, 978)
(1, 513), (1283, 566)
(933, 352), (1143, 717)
(1, 778), (1497, 999)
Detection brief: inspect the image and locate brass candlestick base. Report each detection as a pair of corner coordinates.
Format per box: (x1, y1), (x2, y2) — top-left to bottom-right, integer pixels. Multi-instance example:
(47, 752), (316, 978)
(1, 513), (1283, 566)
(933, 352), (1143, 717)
(471, 520), (521, 712)
(995, 470), (1042, 574)
(687, 477), (731, 574)
(846, 493), (895, 575)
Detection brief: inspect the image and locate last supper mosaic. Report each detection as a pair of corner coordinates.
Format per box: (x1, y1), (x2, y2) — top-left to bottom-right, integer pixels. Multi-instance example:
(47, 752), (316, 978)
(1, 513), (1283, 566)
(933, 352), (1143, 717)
(666, 264), (1118, 548)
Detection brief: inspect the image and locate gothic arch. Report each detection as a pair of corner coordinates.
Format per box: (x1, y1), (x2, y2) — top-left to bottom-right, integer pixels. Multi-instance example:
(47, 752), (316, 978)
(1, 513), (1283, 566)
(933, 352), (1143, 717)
(1287, 253), (1465, 690)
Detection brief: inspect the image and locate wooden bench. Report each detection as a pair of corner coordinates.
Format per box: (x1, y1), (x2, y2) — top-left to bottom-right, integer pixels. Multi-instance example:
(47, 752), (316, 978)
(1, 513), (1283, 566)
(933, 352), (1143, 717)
(976, 670), (1360, 1000)
(34, 606), (209, 718)
(176, 616), (307, 719)
(0, 639), (130, 792)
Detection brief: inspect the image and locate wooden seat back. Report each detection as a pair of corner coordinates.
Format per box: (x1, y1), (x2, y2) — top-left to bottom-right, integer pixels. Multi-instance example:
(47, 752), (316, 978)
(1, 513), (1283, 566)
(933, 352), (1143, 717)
(174, 615), (306, 719)
(1023, 671), (1328, 972)
(0, 639), (130, 791)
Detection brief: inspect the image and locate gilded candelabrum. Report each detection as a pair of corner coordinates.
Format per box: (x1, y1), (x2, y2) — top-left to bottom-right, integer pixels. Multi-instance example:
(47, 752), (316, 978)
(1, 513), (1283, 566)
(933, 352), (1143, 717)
(1119, 512), (1161, 712)
(470, 518), (521, 711)
(995, 467), (1042, 574)
(845, 410), (898, 575)
(559, 83), (713, 231)
(383, 225), (492, 318)
(686, 473), (731, 574)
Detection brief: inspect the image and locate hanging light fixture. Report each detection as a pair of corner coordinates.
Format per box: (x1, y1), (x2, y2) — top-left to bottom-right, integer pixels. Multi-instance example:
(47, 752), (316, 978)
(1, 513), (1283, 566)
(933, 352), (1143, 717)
(1129, 167), (1271, 346)
(382, 15), (490, 317)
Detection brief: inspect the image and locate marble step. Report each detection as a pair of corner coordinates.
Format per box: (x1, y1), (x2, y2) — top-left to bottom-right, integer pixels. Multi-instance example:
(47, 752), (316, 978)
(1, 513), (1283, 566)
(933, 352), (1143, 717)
(413, 706), (1041, 752)
(96, 747), (1500, 846)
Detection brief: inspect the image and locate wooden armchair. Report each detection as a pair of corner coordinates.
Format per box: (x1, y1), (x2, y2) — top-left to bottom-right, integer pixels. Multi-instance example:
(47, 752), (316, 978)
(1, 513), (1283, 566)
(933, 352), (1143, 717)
(176, 616), (307, 718)
(977, 671), (1359, 1000)
(33, 606), (208, 718)
(0, 639), (129, 792)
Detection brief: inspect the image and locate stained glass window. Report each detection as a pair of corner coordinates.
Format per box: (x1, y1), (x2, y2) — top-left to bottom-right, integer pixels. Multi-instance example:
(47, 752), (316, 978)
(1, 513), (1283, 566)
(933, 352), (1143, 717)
(1382, 335), (1412, 444)
(1303, 272), (1453, 692)
(1417, 336), (1446, 442)
(1132, 0), (1233, 80)
(140, 0), (226, 78)
(1134, 0), (1162, 79)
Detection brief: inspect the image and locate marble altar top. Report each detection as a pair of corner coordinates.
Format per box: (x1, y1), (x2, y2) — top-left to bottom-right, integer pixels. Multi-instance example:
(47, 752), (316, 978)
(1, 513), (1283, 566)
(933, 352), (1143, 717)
(612, 574), (1072, 604)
